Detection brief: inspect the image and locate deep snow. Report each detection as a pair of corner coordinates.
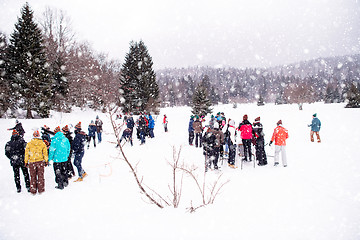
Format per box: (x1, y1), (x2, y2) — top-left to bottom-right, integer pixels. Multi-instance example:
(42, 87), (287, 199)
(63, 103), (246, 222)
(0, 103), (359, 240)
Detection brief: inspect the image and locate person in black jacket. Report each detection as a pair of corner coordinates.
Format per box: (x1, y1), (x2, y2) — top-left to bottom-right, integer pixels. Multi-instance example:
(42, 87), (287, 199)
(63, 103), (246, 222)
(62, 125), (75, 179)
(202, 127), (216, 172)
(7, 120), (25, 138)
(252, 117), (267, 166)
(72, 122), (88, 182)
(5, 130), (30, 193)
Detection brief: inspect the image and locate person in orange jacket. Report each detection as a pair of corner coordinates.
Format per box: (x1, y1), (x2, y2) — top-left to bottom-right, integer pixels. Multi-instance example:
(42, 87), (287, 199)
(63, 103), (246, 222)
(269, 120), (289, 167)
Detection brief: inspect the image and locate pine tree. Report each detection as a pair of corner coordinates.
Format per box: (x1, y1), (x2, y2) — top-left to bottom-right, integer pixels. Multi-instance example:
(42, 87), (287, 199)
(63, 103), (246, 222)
(120, 40), (159, 114)
(191, 81), (212, 117)
(50, 55), (69, 111)
(345, 83), (360, 108)
(0, 32), (10, 117)
(6, 3), (52, 118)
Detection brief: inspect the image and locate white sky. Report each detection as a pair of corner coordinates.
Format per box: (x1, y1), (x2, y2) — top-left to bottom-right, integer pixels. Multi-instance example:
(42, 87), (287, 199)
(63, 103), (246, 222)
(0, 0), (359, 69)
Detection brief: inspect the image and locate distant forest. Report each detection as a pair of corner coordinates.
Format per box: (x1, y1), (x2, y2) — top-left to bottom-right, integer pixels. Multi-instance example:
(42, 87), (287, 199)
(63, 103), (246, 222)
(157, 54), (360, 107)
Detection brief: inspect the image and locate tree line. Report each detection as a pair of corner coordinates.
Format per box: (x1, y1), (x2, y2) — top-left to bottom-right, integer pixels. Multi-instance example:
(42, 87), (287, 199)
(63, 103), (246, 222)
(0, 3), (159, 118)
(157, 55), (360, 109)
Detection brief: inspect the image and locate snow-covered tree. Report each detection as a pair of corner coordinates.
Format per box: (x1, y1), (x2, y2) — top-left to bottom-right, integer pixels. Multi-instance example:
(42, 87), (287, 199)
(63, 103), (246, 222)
(6, 3), (52, 118)
(0, 32), (10, 117)
(120, 40), (159, 114)
(191, 80), (212, 116)
(345, 83), (360, 108)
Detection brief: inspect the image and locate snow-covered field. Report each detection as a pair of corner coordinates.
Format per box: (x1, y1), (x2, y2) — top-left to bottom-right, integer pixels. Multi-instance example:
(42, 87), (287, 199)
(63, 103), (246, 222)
(0, 103), (359, 240)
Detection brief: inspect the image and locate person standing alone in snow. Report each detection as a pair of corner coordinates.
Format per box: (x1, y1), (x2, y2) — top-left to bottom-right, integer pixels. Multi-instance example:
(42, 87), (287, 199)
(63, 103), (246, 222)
(270, 120), (289, 167)
(308, 113), (321, 143)
(163, 114), (168, 132)
(95, 115), (103, 143)
(5, 130), (30, 193)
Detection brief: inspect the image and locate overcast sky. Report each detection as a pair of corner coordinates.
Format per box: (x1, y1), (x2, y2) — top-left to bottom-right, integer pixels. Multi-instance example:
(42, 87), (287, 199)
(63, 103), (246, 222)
(1, 0), (359, 69)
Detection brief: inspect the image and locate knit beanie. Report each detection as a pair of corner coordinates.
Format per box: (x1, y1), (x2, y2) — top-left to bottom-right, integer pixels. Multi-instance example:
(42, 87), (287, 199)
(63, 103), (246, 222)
(313, 113), (317, 117)
(255, 117), (260, 122)
(75, 122), (82, 130)
(33, 130), (40, 138)
(243, 114), (248, 121)
(12, 130), (19, 136)
(277, 120), (282, 125)
(62, 125), (69, 133)
(54, 126), (61, 133)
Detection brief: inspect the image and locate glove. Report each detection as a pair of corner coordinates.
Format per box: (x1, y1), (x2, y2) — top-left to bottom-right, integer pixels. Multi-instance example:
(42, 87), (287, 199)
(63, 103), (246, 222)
(269, 141), (273, 146)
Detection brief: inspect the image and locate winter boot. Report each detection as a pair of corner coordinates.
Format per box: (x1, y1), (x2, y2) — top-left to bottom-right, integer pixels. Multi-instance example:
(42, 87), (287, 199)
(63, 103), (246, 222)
(74, 177), (83, 182)
(82, 172), (88, 178)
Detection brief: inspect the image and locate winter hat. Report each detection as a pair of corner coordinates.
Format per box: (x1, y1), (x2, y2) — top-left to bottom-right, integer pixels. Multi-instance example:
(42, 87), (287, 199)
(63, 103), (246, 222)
(96, 115), (99, 119)
(243, 114), (248, 121)
(33, 130), (40, 138)
(54, 126), (61, 133)
(15, 119), (19, 124)
(12, 130), (19, 136)
(313, 113), (317, 117)
(277, 120), (282, 126)
(196, 115), (200, 119)
(255, 117), (260, 122)
(75, 122), (82, 130)
(214, 122), (219, 129)
(43, 125), (50, 130)
(62, 125), (69, 133)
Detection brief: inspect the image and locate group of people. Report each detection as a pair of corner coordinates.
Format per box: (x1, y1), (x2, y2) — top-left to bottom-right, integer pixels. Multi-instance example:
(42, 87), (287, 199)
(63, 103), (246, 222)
(5, 116), (104, 194)
(189, 112), (322, 171)
(118, 112), (157, 146)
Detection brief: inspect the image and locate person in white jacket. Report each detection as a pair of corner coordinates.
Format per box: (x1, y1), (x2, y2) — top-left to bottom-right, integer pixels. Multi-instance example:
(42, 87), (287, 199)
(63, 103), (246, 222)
(224, 119), (237, 168)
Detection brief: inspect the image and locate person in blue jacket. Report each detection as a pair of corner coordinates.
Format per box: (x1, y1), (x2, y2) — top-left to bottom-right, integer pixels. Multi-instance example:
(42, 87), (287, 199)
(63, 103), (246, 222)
(308, 113), (321, 143)
(49, 126), (71, 190)
(148, 114), (155, 138)
(188, 116), (195, 145)
(87, 120), (97, 149)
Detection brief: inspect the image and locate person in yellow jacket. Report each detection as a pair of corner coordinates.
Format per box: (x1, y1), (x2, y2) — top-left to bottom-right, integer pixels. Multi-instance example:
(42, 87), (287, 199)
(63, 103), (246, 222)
(25, 130), (48, 195)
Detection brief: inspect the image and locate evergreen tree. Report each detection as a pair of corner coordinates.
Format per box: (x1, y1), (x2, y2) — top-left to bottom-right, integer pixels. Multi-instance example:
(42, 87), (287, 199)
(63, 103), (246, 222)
(345, 83), (360, 108)
(324, 85), (334, 103)
(120, 40), (159, 114)
(50, 55), (69, 111)
(0, 32), (10, 117)
(191, 81), (212, 116)
(6, 3), (52, 118)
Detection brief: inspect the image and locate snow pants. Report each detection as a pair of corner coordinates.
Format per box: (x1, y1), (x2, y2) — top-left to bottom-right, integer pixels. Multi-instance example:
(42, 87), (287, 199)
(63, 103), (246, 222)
(12, 164), (30, 192)
(195, 132), (202, 148)
(28, 162), (45, 194)
(242, 139), (252, 161)
(274, 145), (287, 166)
(53, 162), (68, 188)
(310, 131), (321, 143)
(255, 138), (267, 166)
(228, 143), (236, 165)
(188, 131), (194, 145)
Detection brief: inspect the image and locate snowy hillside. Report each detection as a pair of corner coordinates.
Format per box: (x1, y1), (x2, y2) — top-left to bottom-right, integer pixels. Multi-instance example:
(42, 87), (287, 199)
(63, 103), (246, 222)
(0, 103), (359, 240)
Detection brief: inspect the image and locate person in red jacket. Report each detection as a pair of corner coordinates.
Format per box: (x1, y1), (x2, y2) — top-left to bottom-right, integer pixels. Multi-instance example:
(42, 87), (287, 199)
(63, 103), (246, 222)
(270, 120), (289, 167)
(163, 114), (168, 132)
(238, 114), (253, 162)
